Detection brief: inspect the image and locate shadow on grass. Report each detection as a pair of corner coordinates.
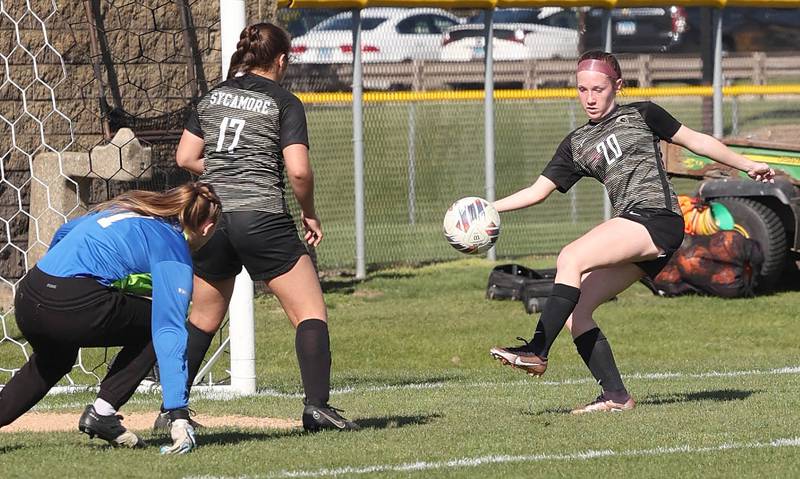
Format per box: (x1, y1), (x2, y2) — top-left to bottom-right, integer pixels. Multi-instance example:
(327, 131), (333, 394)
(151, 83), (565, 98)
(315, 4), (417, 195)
(148, 429), (304, 448)
(356, 413), (441, 430)
(640, 388), (759, 406)
(141, 415), (439, 447)
(522, 389), (759, 416)
(522, 406), (573, 417)
(335, 374), (465, 389)
(0, 445), (24, 453)
(318, 267), (420, 294)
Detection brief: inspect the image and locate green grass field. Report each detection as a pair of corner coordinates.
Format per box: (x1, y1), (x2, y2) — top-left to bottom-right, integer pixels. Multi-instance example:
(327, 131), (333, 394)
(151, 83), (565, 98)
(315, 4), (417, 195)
(3, 257), (800, 478)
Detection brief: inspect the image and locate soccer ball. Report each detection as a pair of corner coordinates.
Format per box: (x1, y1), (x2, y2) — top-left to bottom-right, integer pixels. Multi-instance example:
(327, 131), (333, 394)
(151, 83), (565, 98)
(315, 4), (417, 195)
(443, 197), (501, 254)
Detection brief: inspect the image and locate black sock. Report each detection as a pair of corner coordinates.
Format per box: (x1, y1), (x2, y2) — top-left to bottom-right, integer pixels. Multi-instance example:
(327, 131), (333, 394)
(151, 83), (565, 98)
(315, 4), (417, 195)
(186, 322), (215, 389)
(573, 328), (629, 403)
(295, 319), (331, 408)
(529, 283), (580, 358)
(160, 322), (215, 413)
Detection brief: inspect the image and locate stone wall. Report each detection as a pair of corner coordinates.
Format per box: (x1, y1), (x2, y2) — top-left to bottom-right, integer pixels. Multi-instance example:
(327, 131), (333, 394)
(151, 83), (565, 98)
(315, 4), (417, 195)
(0, 0), (276, 283)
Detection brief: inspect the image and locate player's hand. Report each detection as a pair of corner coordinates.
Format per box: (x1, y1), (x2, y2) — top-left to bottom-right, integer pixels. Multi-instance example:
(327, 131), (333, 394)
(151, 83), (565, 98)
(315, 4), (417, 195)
(747, 162), (775, 183)
(301, 212), (323, 247)
(160, 418), (196, 455)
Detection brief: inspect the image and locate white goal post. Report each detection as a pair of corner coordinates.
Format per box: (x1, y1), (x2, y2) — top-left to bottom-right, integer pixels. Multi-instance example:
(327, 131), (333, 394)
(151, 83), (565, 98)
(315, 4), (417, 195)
(197, 0), (257, 397)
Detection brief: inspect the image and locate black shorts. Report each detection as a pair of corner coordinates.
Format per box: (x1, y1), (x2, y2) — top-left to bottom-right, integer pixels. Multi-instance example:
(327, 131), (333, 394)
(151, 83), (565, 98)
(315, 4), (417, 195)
(619, 207), (685, 278)
(192, 211), (308, 282)
(16, 266), (152, 348)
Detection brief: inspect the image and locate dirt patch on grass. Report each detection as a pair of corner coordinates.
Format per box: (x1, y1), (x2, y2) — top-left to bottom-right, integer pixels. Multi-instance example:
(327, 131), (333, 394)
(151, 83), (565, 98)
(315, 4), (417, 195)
(352, 288), (383, 299)
(2, 412), (301, 432)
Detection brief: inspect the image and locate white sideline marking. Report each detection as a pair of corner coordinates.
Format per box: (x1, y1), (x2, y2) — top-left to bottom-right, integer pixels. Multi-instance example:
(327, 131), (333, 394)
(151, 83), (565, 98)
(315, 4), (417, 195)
(192, 365), (800, 401)
(184, 437), (800, 478)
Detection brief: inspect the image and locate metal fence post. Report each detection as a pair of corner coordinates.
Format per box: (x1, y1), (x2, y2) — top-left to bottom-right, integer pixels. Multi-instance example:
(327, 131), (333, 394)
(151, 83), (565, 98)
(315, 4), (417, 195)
(408, 101), (417, 225)
(353, 8), (366, 279)
(602, 9), (613, 221)
(484, 8), (496, 261)
(712, 8), (724, 139)
(569, 102), (577, 224)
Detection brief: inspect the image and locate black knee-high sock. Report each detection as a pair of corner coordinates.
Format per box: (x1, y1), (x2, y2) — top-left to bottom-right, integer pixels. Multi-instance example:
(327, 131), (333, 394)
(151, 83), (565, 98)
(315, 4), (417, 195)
(573, 328), (629, 403)
(529, 283), (581, 358)
(295, 319), (331, 407)
(186, 322), (215, 390)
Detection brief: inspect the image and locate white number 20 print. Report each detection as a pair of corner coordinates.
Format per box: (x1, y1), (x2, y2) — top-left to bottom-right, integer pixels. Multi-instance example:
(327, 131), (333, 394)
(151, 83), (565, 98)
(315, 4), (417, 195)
(595, 133), (622, 165)
(216, 117), (246, 153)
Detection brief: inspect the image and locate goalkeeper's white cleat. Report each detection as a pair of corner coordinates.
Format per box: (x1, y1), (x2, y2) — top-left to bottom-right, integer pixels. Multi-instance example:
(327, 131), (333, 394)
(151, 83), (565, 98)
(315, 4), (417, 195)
(160, 418), (196, 455)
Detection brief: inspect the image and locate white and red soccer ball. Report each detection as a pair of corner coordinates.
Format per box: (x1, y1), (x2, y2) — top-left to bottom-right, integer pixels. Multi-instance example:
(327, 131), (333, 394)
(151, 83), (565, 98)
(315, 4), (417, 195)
(443, 197), (501, 254)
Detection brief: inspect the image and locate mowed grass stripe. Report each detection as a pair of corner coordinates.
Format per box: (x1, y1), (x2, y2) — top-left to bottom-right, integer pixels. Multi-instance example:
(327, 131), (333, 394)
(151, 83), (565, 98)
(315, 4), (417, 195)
(197, 437), (800, 478)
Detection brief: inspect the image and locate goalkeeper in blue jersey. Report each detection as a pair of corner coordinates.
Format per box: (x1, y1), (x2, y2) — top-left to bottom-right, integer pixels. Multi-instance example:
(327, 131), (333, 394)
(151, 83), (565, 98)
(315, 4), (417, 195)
(0, 182), (221, 454)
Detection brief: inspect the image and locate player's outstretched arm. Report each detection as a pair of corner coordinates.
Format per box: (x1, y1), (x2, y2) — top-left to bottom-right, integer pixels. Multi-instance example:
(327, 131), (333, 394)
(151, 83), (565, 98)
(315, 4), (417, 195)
(493, 175), (558, 213)
(671, 125), (775, 182)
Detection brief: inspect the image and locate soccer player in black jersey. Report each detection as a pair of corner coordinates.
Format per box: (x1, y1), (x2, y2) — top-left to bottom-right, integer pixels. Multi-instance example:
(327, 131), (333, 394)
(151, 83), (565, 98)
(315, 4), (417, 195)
(490, 51), (775, 414)
(168, 22), (357, 431)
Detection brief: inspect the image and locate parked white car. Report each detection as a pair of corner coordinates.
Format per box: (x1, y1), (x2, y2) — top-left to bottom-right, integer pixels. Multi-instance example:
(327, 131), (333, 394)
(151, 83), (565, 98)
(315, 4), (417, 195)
(440, 8), (578, 62)
(291, 8), (461, 63)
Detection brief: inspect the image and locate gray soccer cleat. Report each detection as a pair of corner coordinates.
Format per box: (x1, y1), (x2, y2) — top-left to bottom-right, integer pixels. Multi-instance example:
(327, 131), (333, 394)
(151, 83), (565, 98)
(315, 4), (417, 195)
(78, 405), (145, 448)
(302, 403), (360, 432)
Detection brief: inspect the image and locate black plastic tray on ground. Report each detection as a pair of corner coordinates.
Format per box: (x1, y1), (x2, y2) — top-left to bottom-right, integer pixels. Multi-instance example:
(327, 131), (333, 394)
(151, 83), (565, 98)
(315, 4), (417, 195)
(486, 264), (555, 314)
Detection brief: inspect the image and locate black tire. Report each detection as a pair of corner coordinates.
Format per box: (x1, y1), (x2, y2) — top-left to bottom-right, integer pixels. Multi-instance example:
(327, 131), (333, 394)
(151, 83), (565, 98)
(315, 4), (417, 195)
(715, 197), (787, 290)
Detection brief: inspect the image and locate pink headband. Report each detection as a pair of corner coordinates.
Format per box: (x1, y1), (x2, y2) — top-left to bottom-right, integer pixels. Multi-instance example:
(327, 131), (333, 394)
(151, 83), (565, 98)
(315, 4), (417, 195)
(577, 59), (619, 81)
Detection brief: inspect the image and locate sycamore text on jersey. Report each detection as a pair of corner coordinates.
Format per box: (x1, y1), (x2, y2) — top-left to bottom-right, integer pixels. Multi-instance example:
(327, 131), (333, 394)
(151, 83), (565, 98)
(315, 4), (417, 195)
(208, 90), (276, 114)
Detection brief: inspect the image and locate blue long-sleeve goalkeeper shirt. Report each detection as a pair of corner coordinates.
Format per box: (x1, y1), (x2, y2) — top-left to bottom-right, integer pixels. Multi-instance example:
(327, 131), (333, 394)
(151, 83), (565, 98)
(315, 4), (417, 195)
(37, 210), (192, 410)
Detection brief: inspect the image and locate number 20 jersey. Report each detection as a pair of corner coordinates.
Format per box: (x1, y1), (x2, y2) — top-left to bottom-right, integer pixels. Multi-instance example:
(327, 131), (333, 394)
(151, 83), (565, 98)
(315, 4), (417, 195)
(185, 73), (309, 214)
(542, 102), (682, 217)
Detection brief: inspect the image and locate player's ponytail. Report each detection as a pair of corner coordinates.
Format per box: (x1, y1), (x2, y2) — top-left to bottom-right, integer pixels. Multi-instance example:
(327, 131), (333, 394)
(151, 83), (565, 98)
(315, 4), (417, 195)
(95, 182), (222, 235)
(227, 22), (291, 80)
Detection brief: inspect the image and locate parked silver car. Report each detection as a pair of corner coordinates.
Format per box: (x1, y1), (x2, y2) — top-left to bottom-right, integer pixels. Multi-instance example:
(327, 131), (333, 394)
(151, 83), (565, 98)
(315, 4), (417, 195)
(291, 8), (461, 63)
(440, 8), (579, 62)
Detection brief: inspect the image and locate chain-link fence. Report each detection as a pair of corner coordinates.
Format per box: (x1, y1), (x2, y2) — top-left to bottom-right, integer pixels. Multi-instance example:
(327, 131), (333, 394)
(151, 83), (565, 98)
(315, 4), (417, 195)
(2, 2), (800, 387)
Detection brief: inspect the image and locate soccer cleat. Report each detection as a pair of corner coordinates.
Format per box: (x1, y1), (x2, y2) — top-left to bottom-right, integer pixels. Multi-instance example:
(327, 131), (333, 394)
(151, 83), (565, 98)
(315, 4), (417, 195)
(78, 405), (145, 448)
(570, 395), (636, 415)
(489, 337), (548, 376)
(302, 403), (360, 432)
(153, 408), (203, 433)
(160, 418), (196, 455)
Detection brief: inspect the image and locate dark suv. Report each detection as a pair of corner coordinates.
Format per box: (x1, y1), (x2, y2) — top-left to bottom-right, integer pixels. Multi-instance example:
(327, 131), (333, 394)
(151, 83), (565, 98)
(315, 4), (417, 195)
(580, 6), (688, 53)
(581, 7), (800, 54)
(679, 8), (800, 53)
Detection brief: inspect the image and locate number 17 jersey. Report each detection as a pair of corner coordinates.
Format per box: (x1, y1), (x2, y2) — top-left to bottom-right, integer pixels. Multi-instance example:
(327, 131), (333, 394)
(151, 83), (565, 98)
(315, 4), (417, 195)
(185, 73), (309, 213)
(542, 101), (682, 217)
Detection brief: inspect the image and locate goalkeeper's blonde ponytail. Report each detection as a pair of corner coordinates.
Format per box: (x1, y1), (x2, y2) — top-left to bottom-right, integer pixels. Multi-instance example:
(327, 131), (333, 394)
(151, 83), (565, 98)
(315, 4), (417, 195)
(95, 182), (222, 236)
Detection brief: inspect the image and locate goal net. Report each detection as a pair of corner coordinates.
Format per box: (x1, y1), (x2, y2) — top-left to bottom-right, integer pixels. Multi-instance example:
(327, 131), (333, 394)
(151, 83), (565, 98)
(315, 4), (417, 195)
(0, 0), (231, 392)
